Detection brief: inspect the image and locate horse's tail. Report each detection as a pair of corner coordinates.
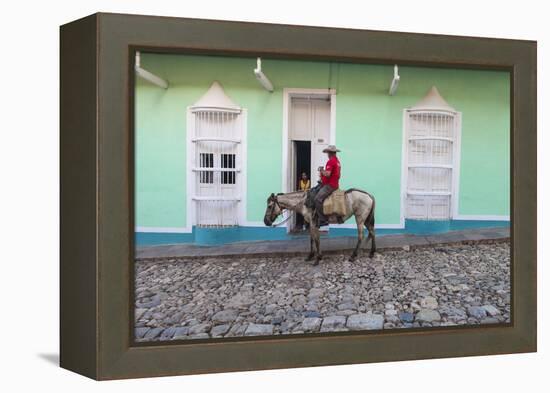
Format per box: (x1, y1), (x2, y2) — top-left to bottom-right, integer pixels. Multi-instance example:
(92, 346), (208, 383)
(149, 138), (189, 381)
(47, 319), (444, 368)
(365, 192), (375, 228)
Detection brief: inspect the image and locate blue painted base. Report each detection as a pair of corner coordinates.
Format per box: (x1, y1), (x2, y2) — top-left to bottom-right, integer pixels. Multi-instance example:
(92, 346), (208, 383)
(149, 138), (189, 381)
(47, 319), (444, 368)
(403, 219), (510, 235)
(135, 231), (195, 246)
(136, 219), (510, 246)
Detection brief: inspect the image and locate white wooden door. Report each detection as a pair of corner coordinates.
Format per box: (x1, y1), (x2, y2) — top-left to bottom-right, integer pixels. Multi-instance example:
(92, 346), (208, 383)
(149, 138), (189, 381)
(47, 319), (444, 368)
(290, 99), (311, 141)
(311, 100), (331, 184)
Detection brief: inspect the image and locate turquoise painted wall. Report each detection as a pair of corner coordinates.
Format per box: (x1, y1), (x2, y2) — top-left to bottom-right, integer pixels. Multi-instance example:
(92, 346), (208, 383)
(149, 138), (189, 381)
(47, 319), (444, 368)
(135, 54), (510, 228)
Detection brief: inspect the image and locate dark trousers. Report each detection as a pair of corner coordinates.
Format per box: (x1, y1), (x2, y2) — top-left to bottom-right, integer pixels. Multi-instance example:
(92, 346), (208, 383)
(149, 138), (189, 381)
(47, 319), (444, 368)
(314, 184), (336, 224)
(295, 212), (308, 230)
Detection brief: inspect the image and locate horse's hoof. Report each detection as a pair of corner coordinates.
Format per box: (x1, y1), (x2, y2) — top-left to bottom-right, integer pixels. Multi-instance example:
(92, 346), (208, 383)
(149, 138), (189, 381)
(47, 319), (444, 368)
(348, 255), (356, 262)
(369, 253), (375, 259)
(312, 260), (320, 266)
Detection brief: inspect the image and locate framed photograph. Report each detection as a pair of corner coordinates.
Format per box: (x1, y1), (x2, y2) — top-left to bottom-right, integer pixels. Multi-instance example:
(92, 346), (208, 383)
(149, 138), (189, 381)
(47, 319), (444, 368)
(60, 13), (536, 380)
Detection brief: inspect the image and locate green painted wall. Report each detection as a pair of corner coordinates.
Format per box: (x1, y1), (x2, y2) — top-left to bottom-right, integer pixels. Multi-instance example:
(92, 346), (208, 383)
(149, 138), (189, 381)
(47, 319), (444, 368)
(135, 54), (509, 228)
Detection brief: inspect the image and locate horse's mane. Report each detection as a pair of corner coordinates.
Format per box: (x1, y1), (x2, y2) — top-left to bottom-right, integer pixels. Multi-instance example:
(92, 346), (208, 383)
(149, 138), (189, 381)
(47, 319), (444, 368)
(277, 191), (306, 196)
(345, 188), (375, 201)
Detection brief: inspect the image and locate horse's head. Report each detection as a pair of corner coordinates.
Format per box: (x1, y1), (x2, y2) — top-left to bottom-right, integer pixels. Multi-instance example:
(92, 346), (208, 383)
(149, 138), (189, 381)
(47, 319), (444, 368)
(263, 193), (282, 226)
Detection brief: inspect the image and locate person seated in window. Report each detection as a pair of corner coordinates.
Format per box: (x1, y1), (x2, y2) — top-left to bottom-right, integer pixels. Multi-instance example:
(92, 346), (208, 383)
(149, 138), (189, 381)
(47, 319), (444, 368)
(299, 172), (311, 193)
(295, 172), (311, 231)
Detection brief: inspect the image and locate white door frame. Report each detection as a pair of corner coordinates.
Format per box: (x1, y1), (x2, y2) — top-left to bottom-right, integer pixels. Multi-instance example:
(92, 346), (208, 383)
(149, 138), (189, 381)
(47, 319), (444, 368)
(282, 88), (336, 231)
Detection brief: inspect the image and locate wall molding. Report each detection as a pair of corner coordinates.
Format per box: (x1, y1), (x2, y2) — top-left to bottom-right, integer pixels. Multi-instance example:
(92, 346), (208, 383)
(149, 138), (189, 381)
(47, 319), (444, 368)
(136, 216), (509, 234)
(453, 215), (510, 221)
(243, 220), (268, 227)
(135, 226), (192, 234)
(329, 223), (404, 230)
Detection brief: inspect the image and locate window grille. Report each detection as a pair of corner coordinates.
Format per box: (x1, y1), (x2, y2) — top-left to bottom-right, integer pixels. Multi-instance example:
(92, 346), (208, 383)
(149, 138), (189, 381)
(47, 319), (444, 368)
(199, 153), (214, 184)
(221, 153), (236, 184)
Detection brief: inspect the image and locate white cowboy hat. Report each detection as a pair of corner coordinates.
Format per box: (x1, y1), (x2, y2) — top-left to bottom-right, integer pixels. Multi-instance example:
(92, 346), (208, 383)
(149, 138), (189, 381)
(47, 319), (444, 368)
(322, 145), (341, 153)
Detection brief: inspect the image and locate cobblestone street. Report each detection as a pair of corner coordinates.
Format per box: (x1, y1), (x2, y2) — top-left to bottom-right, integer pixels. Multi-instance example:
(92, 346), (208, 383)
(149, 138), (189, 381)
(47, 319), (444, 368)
(134, 241), (510, 342)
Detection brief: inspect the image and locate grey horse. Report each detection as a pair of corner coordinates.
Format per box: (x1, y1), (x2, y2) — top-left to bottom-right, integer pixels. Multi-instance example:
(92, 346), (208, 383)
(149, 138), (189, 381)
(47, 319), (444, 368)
(263, 189), (376, 265)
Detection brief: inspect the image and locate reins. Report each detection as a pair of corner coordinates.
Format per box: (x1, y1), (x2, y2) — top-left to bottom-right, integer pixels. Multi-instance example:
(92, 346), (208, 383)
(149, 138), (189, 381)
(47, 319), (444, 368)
(272, 213), (293, 227)
(268, 194), (304, 227)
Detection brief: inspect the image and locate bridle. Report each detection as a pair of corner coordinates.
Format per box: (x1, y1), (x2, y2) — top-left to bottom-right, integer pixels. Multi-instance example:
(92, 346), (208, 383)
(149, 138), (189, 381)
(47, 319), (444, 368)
(266, 195), (283, 224)
(266, 194), (301, 227)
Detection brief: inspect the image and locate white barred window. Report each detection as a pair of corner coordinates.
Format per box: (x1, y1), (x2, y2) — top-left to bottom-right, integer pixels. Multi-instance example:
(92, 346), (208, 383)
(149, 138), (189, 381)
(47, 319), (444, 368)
(190, 82), (243, 227)
(404, 87), (461, 220)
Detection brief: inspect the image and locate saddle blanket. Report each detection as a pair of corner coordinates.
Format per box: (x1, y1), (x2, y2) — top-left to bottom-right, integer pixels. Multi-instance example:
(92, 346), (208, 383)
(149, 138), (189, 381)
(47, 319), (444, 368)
(323, 189), (349, 217)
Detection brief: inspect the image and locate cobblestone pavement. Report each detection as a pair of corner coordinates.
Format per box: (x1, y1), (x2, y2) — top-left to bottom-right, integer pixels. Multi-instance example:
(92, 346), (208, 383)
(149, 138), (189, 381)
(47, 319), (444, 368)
(134, 241), (510, 342)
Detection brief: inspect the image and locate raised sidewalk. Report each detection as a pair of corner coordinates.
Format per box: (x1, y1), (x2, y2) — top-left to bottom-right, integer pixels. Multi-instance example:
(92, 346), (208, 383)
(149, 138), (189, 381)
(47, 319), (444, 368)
(136, 226), (509, 260)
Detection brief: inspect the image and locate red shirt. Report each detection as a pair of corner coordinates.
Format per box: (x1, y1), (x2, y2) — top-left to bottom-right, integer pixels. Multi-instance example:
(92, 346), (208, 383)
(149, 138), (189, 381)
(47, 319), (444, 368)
(322, 156), (341, 189)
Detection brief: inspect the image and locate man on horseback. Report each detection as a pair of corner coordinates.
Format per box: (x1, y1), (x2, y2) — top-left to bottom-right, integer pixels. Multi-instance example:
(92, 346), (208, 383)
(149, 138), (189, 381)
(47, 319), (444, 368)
(264, 148), (376, 262)
(314, 145), (341, 227)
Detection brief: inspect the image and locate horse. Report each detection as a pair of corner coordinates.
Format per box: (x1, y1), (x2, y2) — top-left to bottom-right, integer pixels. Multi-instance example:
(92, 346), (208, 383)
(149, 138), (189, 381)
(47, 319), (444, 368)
(263, 189), (376, 265)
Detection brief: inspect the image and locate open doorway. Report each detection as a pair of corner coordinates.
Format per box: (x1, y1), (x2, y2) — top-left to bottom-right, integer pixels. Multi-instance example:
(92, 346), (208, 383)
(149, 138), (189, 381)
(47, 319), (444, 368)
(294, 140), (311, 186)
(291, 141), (311, 232)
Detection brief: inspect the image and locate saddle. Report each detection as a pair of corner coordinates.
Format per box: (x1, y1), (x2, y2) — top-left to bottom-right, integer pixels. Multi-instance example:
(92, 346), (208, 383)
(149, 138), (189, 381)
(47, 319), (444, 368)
(322, 189), (349, 217)
(305, 186), (349, 223)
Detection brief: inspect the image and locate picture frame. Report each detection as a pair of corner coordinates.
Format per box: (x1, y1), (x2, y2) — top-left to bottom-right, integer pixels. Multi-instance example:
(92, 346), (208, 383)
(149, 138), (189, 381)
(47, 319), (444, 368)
(60, 12), (536, 380)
